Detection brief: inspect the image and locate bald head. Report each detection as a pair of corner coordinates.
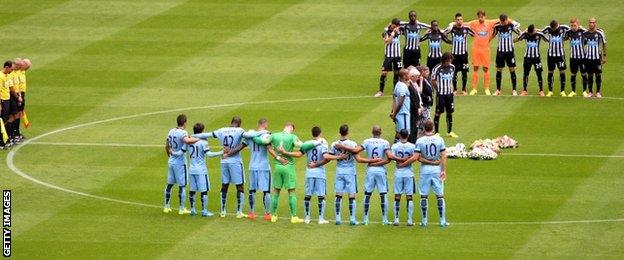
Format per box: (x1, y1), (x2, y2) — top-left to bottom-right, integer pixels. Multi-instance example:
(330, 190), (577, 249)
(22, 59), (31, 70)
(399, 68), (410, 81)
(372, 125), (382, 137)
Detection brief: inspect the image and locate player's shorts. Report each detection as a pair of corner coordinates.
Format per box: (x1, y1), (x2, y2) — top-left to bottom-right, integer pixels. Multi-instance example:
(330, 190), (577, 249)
(452, 54), (469, 72)
(426, 57), (441, 72)
(569, 58), (586, 74)
(403, 48), (421, 68)
(189, 174), (209, 192)
(8, 97), (18, 115)
(249, 170), (271, 192)
(364, 169), (388, 193)
(471, 47), (491, 67)
(435, 94), (454, 114)
(221, 162), (245, 185)
(305, 177), (326, 196)
(419, 173), (444, 196)
(495, 51), (516, 68)
(18, 92), (25, 111)
(547, 56), (566, 71)
(0, 100), (9, 121)
(394, 113), (410, 133)
(584, 59), (602, 74)
(382, 56), (402, 71)
(167, 163), (187, 187)
(335, 167), (357, 194)
(523, 57), (543, 71)
(394, 176), (415, 195)
(273, 164), (296, 190)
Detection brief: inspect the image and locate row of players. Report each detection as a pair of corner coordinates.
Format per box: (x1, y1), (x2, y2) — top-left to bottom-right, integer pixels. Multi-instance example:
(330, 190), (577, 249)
(165, 115), (448, 227)
(376, 10), (607, 98)
(0, 59), (31, 149)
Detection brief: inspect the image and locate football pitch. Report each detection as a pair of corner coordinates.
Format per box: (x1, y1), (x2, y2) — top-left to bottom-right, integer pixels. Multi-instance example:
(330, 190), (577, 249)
(2, 0), (624, 258)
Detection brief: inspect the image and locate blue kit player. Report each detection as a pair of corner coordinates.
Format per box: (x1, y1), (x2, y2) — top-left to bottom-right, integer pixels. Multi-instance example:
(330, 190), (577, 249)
(187, 123), (224, 217)
(402, 120), (448, 227)
(164, 114), (195, 215)
(279, 126), (344, 224)
(330, 124), (361, 225)
(240, 118), (272, 221)
(193, 116), (248, 218)
(390, 129), (417, 226)
(389, 68), (411, 143)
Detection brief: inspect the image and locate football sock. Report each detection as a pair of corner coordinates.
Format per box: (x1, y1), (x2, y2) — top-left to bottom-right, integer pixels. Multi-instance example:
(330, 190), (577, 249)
(304, 196), (311, 219)
(437, 196), (446, 223)
(164, 184), (173, 207)
(510, 71), (517, 90)
(271, 193), (279, 215)
(446, 114), (453, 134)
(496, 71), (502, 90)
(560, 73), (566, 92)
(335, 195), (342, 222)
(420, 196), (428, 223)
(201, 192), (208, 212)
(178, 186), (186, 210)
(248, 189), (256, 213)
(379, 74), (386, 92)
(596, 73), (602, 93)
(318, 196), (326, 220)
(363, 192), (371, 219)
(288, 194), (297, 217)
(547, 72), (554, 91)
(348, 197), (356, 222)
(189, 191), (196, 210)
(263, 191), (271, 214)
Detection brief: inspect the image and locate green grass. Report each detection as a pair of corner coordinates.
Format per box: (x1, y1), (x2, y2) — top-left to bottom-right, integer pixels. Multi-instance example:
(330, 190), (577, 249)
(2, 0), (624, 258)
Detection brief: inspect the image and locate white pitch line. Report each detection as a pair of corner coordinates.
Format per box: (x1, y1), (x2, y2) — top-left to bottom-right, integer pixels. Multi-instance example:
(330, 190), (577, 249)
(28, 141), (624, 159)
(6, 95), (624, 225)
(457, 93), (624, 101)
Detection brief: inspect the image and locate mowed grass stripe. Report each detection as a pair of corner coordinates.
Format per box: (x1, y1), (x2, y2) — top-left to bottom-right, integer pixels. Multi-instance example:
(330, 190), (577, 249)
(9, 1), (307, 255)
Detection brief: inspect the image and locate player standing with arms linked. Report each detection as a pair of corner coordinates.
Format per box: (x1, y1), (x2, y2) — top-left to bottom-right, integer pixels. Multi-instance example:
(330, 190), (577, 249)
(583, 17), (607, 98)
(515, 24), (549, 96)
(491, 14), (520, 96)
(420, 20), (451, 72)
(401, 120), (447, 227)
(163, 114), (195, 215)
(432, 53), (458, 138)
(564, 18), (587, 97)
(542, 20), (570, 97)
(400, 10), (430, 68)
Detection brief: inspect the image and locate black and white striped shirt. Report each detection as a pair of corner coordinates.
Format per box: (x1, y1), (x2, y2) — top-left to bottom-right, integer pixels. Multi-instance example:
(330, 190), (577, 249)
(444, 26), (474, 55)
(518, 31), (548, 58)
(432, 64), (455, 95)
(493, 23), (520, 53)
(583, 29), (606, 60)
(565, 29), (586, 59)
(542, 25), (570, 57)
(421, 30), (451, 58)
(401, 21), (431, 50)
(382, 29), (402, 58)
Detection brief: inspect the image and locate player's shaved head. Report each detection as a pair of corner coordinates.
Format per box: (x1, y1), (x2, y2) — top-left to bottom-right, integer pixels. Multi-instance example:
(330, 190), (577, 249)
(528, 24), (535, 33)
(399, 68), (410, 80)
(176, 114), (187, 127)
(399, 129), (409, 139)
(424, 120), (434, 133)
(193, 123), (205, 134)
(339, 124), (349, 136)
(312, 126), (321, 137)
(231, 116), (241, 127)
(409, 10), (416, 22)
(372, 125), (382, 137)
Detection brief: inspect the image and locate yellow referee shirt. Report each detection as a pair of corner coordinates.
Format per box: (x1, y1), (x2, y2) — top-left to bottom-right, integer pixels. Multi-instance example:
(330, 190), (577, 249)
(0, 71), (11, 101)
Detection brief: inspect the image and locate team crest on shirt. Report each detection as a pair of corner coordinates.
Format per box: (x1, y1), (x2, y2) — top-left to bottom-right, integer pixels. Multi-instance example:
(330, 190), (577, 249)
(527, 41), (538, 48)
(570, 39), (581, 46)
(500, 32), (511, 39)
(407, 32), (418, 39)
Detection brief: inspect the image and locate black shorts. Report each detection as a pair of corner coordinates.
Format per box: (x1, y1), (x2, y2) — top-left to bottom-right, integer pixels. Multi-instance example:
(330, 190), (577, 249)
(0, 100), (9, 121)
(382, 57), (402, 71)
(496, 52), (516, 68)
(403, 49), (421, 68)
(18, 92), (25, 111)
(426, 57), (441, 72)
(585, 59), (602, 74)
(569, 58), (586, 74)
(547, 56), (566, 71)
(8, 97), (18, 115)
(452, 54), (469, 72)
(523, 57), (543, 71)
(435, 94), (454, 114)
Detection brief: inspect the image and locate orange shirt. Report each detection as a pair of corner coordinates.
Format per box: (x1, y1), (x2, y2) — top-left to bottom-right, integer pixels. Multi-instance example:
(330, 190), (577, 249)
(468, 19), (498, 49)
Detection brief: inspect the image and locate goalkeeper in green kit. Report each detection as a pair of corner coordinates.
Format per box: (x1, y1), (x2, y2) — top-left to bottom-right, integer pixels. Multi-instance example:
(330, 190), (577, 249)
(252, 122), (323, 223)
